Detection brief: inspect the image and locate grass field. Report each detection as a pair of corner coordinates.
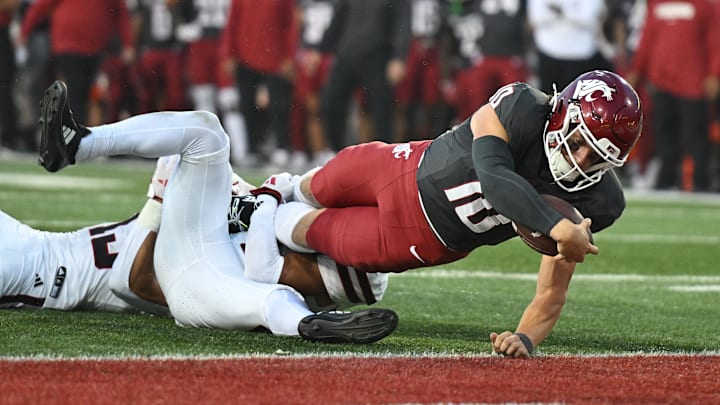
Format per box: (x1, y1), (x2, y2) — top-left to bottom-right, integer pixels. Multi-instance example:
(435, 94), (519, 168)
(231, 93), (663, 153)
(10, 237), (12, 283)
(1, 155), (719, 358)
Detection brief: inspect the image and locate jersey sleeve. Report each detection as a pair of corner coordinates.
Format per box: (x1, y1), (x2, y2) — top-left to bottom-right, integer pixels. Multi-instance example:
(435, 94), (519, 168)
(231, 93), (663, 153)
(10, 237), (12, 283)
(490, 82), (551, 158)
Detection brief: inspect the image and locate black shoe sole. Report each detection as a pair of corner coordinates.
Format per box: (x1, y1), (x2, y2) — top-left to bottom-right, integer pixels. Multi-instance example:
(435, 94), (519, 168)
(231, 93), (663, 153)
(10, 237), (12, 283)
(38, 81), (70, 172)
(298, 308), (399, 344)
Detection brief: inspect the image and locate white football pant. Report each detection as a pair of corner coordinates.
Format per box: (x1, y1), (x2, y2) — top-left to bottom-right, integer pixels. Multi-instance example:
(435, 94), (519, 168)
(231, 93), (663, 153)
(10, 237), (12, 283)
(76, 111), (311, 334)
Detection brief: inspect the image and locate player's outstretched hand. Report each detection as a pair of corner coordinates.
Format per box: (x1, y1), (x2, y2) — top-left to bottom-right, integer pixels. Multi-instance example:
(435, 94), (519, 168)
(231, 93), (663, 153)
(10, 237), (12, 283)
(490, 331), (533, 358)
(250, 172), (295, 203)
(146, 155), (181, 202)
(550, 218), (598, 263)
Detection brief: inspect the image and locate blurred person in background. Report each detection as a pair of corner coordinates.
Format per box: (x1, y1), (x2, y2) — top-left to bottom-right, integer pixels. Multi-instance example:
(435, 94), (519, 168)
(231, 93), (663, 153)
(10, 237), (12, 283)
(220, 0), (297, 169)
(177, 0), (248, 167)
(315, 0), (411, 151)
(443, 0), (483, 123)
(133, 0), (188, 114)
(0, 0), (19, 153)
(626, 0), (720, 192)
(394, 0), (446, 143)
(444, 0), (530, 124)
(19, 0), (136, 125)
(527, 0), (611, 93)
(291, 0), (336, 169)
(604, 0), (658, 190)
(12, 0), (51, 153)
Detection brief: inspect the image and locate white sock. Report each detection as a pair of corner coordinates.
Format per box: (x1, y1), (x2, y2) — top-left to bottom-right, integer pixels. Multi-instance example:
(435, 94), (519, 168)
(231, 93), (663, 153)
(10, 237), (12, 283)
(263, 289), (312, 336)
(292, 167), (322, 207)
(274, 202), (317, 253)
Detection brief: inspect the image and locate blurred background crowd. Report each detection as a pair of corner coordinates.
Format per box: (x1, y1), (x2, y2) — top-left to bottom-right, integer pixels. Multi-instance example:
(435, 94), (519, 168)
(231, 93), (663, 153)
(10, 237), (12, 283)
(0, 0), (719, 192)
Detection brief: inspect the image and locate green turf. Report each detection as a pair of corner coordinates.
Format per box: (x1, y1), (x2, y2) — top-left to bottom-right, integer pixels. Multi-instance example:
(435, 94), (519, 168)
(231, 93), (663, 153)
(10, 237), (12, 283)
(1, 157), (719, 357)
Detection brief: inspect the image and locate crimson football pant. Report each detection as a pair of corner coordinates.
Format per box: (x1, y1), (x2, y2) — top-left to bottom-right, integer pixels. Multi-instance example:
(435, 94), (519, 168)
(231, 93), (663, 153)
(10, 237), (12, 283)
(307, 141), (468, 273)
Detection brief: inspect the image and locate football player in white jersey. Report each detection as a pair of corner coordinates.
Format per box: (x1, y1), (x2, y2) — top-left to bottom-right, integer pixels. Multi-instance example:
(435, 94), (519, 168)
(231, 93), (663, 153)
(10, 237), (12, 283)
(29, 80), (397, 344)
(0, 162), (387, 316)
(0, 160), (387, 317)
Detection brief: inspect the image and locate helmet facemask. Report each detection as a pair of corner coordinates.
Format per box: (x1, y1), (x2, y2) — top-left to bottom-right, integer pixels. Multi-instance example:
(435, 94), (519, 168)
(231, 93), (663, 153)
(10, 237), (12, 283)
(544, 102), (625, 192)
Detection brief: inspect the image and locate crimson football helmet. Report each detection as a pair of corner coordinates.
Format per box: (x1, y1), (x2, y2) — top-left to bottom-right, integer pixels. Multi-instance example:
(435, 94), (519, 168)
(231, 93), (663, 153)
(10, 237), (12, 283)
(543, 70), (643, 192)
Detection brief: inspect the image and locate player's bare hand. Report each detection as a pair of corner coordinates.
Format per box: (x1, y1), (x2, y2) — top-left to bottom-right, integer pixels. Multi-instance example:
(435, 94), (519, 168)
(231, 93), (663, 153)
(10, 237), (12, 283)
(551, 218), (598, 263)
(490, 331), (532, 358)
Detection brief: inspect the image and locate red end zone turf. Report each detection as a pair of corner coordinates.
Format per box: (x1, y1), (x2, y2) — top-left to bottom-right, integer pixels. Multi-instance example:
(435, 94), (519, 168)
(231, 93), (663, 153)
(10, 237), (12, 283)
(1, 355), (718, 404)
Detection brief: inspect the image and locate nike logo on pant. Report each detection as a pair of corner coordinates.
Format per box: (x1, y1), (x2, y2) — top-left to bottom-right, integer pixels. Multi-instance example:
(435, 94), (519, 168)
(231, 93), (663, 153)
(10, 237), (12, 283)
(409, 245), (426, 264)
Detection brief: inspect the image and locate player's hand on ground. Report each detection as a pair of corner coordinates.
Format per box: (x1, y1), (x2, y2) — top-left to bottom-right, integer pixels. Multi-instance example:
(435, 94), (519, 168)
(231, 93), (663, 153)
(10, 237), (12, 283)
(250, 172), (295, 203)
(146, 155), (180, 201)
(490, 331), (532, 358)
(550, 218), (598, 263)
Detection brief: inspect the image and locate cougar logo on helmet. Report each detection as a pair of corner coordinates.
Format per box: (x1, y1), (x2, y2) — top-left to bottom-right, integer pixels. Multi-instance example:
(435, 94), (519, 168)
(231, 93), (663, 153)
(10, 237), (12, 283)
(572, 79), (615, 102)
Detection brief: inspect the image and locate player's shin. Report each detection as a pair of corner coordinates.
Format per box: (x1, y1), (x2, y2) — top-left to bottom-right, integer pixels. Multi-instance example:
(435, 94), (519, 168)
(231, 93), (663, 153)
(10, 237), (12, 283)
(263, 289), (313, 336)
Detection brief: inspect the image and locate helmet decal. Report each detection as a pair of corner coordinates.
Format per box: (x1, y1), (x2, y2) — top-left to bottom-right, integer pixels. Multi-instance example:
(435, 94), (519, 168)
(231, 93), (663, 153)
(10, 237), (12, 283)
(572, 79), (616, 103)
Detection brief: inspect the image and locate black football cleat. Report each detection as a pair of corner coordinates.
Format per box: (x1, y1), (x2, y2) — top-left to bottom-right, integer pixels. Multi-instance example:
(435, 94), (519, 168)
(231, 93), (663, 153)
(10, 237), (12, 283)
(37, 80), (90, 172)
(298, 308), (398, 344)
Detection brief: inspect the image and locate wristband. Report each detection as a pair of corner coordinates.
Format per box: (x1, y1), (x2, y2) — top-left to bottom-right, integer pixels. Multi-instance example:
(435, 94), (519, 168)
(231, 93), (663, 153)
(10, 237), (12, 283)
(516, 333), (534, 355)
(249, 187), (282, 203)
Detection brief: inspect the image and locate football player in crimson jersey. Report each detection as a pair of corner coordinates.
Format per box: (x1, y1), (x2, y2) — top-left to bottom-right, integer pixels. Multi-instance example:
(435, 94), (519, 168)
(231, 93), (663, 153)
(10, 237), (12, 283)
(28, 80), (398, 344)
(272, 70), (643, 356)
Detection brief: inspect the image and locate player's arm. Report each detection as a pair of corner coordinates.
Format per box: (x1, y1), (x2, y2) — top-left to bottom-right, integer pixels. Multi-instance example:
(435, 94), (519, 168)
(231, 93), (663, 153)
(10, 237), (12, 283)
(127, 231), (167, 306)
(244, 174), (298, 283)
(490, 255), (574, 357)
(280, 252), (334, 310)
(470, 103), (595, 263)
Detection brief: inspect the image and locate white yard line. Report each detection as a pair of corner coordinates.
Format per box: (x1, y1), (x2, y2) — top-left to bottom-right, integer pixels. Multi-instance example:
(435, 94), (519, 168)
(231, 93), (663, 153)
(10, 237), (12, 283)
(668, 285), (720, 292)
(593, 233), (720, 244)
(0, 173), (129, 190)
(394, 269), (720, 283)
(1, 351), (718, 362)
